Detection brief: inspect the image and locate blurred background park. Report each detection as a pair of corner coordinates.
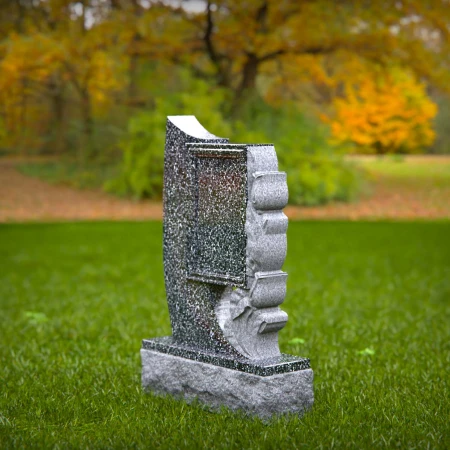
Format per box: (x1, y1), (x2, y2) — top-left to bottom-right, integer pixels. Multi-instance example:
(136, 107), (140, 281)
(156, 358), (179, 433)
(0, 0), (449, 221)
(1, 2), (450, 448)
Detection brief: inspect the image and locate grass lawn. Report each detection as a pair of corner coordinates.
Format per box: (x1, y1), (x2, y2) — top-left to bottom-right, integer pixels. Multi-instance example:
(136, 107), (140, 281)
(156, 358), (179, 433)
(0, 221), (449, 448)
(356, 155), (450, 189)
(17, 155), (450, 191)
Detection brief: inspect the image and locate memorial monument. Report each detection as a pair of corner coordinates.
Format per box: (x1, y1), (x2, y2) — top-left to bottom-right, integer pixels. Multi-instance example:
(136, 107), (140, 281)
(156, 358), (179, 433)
(141, 116), (313, 418)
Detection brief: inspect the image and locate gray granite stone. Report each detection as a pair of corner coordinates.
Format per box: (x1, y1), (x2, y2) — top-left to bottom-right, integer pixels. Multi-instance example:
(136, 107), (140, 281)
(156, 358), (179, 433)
(141, 116), (314, 418)
(141, 349), (314, 419)
(161, 117), (293, 359)
(162, 117), (236, 355)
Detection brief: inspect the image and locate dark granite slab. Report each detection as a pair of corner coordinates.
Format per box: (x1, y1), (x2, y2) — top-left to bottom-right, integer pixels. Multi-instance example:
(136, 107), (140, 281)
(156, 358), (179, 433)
(142, 337), (310, 377)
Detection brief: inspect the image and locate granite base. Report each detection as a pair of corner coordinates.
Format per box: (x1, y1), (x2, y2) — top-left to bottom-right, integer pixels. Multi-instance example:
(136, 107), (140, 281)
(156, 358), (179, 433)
(141, 348), (314, 419)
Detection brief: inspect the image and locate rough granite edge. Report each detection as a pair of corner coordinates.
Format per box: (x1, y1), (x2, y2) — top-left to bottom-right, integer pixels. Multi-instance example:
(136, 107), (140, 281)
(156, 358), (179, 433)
(141, 348), (314, 419)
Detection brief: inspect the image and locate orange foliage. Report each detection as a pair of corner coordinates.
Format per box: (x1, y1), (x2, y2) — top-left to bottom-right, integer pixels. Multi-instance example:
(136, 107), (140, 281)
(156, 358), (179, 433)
(326, 68), (437, 154)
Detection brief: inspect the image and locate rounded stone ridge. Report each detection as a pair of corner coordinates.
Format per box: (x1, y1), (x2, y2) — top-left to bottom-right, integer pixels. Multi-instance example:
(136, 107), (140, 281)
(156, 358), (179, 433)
(167, 115), (225, 140)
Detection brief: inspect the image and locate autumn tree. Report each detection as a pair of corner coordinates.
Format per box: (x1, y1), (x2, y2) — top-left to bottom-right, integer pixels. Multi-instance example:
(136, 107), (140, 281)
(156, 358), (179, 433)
(0, 32), (62, 153)
(59, 10), (123, 161)
(327, 67), (438, 154)
(180, 0), (449, 112)
(0, 0), (124, 159)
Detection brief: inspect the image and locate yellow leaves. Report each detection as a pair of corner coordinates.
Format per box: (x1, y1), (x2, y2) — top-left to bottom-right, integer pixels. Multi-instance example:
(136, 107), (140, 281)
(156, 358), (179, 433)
(0, 22), (124, 151)
(0, 32), (61, 90)
(0, 28), (122, 103)
(263, 54), (333, 106)
(87, 51), (122, 110)
(327, 68), (438, 154)
(0, 32), (64, 150)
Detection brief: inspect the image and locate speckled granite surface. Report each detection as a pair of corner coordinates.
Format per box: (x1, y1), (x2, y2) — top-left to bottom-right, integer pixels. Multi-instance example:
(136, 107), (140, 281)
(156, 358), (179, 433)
(141, 116), (313, 417)
(141, 349), (314, 418)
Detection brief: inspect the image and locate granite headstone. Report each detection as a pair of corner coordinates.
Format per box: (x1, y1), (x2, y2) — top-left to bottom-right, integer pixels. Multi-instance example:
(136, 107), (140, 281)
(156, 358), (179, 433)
(141, 116), (313, 418)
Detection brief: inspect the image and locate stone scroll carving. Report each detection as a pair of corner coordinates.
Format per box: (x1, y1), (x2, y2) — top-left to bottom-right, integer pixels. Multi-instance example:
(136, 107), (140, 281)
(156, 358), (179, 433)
(215, 145), (289, 359)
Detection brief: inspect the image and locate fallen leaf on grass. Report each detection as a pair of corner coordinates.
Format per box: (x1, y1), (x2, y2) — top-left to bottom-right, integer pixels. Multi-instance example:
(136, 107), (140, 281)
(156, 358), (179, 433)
(24, 311), (49, 325)
(357, 347), (375, 356)
(288, 337), (306, 345)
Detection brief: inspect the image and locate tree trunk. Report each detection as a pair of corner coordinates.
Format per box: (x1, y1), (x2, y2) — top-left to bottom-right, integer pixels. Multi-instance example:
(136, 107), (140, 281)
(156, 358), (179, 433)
(127, 34), (145, 107)
(48, 75), (67, 155)
(19, 77), (27, 156)
(240, 54), (259, 92)
(127, 0), (144, 107)
(128, 50), (139, 104)
(52, 92), (66, 155)
(80, 89), (93, 164)
(231, 53), (260, 115)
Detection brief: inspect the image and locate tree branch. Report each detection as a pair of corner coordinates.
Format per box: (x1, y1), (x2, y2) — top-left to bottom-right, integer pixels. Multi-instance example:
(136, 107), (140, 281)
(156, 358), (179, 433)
(259, 49), (287, 62)
(259, 44), (336, 63)
(204, 0), (221, 67)
(255, 1), (268, 32)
